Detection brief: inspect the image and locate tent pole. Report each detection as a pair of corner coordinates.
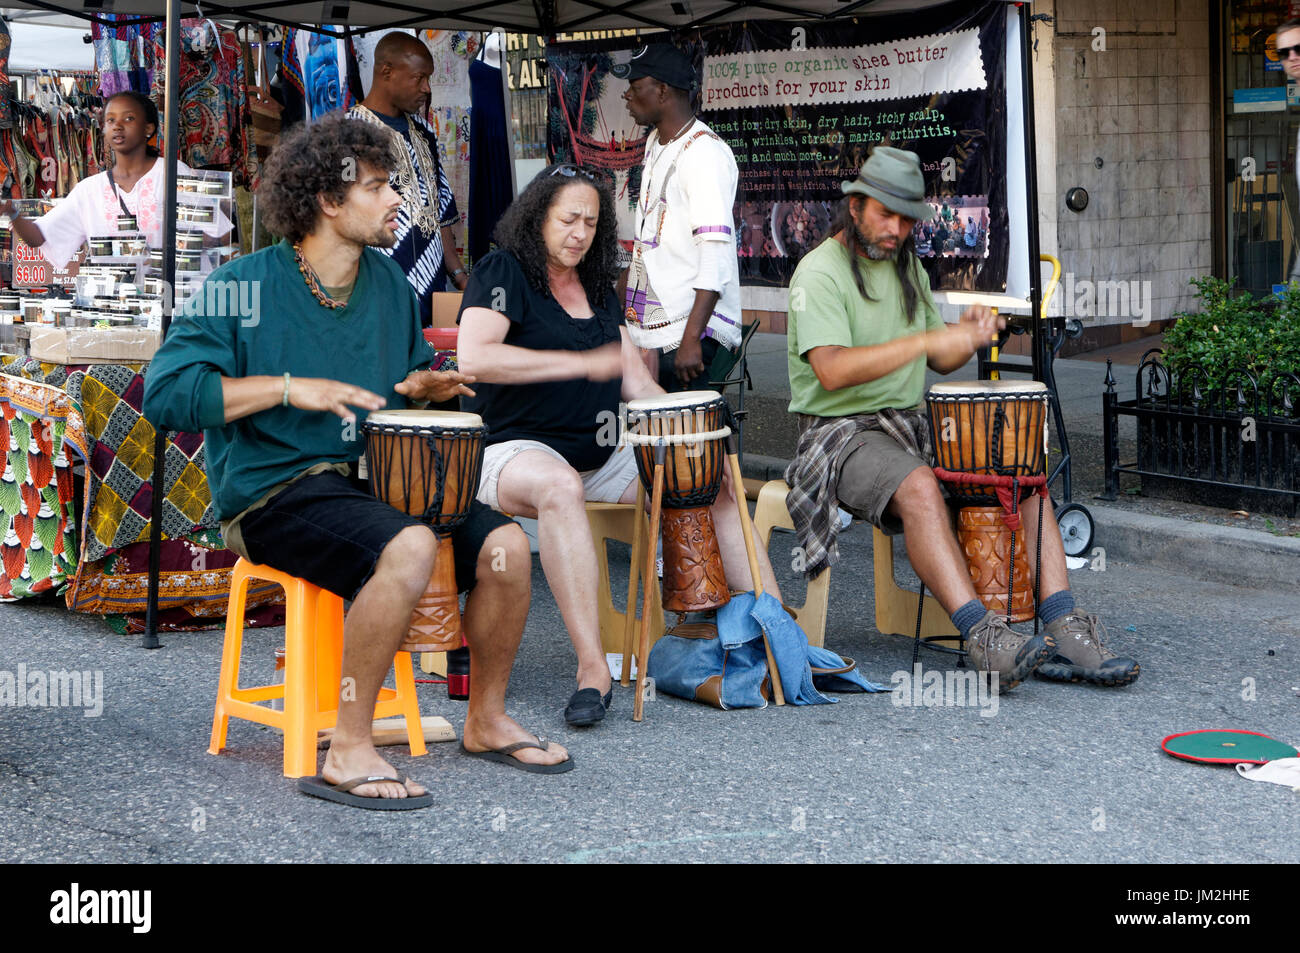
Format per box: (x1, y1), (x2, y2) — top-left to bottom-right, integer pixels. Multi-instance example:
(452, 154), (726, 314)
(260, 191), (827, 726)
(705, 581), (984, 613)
(1018, 2), (1044, 381)
(143, 0), (181, 650)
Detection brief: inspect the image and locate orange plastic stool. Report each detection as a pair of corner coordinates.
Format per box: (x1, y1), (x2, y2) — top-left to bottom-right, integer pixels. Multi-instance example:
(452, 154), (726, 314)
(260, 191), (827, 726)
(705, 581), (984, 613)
(209, 558), (427, 778)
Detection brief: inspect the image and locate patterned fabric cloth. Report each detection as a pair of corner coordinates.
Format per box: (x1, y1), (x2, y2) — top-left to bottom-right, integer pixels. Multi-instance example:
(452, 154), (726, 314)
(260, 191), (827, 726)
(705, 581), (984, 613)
(151, 21), (257, 188)
(347, 106), (458, 323)
(783, 409), (931, 578)
(0, 356), (281, 619)
(91, 14), (159, 97)
(65, 364), (213, 561)
(0, 19), (12, 131)
(0, 367), (79, 599)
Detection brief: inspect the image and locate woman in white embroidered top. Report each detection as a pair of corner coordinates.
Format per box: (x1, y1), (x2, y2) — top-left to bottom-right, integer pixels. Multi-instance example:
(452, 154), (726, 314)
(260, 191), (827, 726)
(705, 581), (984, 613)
(0, 91), (228, 267)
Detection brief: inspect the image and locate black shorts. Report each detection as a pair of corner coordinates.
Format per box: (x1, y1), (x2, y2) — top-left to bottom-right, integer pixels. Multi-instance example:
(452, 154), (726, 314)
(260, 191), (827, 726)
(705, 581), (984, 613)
(237, 470), (516, 601)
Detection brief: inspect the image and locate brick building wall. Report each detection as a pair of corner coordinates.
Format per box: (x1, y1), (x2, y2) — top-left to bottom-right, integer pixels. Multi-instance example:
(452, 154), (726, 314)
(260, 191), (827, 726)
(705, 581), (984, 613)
(1049, 0), (1213, 339)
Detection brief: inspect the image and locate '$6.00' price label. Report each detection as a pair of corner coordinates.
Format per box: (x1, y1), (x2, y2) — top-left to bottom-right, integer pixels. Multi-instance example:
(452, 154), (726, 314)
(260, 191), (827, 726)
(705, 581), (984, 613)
(12, 262), (50, 285)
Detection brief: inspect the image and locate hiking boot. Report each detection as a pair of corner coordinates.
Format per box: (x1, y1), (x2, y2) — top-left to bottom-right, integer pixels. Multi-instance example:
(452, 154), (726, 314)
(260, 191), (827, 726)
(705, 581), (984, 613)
(964, 610), (1055, 692)
(1037, 611), (1140, 687)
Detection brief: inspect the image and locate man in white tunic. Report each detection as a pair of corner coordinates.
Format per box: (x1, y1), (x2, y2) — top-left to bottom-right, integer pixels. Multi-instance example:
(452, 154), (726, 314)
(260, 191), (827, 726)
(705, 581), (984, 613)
(619, 44), (742, 391)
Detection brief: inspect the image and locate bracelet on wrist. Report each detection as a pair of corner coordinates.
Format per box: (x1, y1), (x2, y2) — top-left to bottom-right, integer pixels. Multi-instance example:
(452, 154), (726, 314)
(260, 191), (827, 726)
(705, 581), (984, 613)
(282, 373), (291, 408)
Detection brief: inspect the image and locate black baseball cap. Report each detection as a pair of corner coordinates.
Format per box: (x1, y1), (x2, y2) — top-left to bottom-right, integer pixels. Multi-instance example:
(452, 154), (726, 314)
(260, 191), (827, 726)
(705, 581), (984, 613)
(611, 44), (695, 90)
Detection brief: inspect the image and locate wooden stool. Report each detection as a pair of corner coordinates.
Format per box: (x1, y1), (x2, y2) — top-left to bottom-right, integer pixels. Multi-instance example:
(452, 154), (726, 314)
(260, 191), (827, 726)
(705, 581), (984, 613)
(872, 527), (958, 644)
(751, 479), (957, 647)
(209, 558), (426, 778)
(586, 500), (664, 684)
(753, 479), (829, 647)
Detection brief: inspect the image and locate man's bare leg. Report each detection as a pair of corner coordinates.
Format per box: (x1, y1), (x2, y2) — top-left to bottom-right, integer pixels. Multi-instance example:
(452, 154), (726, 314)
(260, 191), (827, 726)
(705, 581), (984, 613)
(460, 523), (569, 767)
(495, 452), (610, 697)
(1017, 492), (1069, 601)
(887, 467), (980, 614)
(617, 466), (782, 601)
(322, 524), (435, 800)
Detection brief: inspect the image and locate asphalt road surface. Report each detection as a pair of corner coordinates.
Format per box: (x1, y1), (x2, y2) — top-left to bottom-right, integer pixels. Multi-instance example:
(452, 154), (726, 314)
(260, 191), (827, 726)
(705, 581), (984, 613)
(1, 523), (1297, 863)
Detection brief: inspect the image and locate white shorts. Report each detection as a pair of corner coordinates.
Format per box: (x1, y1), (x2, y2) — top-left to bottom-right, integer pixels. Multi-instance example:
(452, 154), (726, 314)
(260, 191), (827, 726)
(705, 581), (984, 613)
(477, 439), (640, 511)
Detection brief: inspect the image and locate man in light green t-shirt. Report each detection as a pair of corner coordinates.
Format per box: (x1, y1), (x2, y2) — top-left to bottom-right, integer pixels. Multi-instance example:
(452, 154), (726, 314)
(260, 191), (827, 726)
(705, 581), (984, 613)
(785, 146), (1139, 691)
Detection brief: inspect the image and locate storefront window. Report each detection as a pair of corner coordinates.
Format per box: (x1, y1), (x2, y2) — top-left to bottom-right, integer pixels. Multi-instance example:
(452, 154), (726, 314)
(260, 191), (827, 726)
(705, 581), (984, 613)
(1223, 1), (1299, 294)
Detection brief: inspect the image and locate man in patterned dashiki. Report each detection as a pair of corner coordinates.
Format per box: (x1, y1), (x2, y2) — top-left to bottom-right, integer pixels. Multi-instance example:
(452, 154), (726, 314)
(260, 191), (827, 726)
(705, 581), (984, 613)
(348, 32), (468, 326)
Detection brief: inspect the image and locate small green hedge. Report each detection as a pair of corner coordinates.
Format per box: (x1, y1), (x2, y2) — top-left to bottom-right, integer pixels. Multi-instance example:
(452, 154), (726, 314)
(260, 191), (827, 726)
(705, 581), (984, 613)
(1165, 277), (1300, 404)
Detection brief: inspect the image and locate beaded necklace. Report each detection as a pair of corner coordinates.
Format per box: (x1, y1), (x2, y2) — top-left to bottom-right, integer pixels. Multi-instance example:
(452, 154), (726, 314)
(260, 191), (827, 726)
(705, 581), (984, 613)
(293, 243), (349, 310)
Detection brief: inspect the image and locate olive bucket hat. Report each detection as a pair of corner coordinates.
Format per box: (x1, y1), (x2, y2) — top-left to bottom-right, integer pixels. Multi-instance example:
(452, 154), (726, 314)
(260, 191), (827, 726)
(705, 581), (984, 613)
(841, 146), (936, 222)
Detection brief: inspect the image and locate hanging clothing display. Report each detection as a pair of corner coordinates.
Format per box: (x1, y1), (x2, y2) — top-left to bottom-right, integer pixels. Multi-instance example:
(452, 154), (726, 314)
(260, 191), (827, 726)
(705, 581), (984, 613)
(276, 27), (358, 125)
(0, 19), (12, 130)
(275, 29), (307, 128)
(90, 14), (159, 97)
(305, 29), (341, 118)
(468, 45), (512, 265)
(420, 30), (477, 258)
(0, 92), (104, 204)
(150, 20), (258, 188)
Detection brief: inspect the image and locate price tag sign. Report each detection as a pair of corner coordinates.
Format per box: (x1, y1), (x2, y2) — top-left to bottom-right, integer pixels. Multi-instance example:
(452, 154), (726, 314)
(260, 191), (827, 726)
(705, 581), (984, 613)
(10, 235), (82, 289)
(5, 198), (77, 289)
(12, 237), (52, 287)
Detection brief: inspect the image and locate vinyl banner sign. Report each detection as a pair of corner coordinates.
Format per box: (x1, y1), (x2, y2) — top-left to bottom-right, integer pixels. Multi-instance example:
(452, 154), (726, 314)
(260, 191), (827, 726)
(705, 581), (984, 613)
(701, 29), (987, 110)
(549, 0), (1009, 293)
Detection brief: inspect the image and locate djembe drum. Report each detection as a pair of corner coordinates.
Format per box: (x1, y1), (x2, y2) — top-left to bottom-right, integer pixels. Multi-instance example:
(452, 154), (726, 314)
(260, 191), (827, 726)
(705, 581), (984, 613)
(926, 380), (1050, 622)
(623, 391), (732, 613)
(362, 409), (485, 652)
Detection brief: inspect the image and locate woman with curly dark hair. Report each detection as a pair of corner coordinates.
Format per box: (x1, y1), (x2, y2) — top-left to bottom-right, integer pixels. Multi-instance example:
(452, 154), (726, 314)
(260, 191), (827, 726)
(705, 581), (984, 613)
(458, 163), (781, 727)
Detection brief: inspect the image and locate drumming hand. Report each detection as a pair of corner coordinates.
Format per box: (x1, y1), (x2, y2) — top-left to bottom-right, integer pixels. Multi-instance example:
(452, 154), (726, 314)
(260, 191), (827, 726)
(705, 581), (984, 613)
(952, 308), (1001, 353)
(959, 305), (1003, 341)
(395, 369), (477, 403)
(582, 341), (624, 382)
(674, 337), (706, 385)
(289, 378), (386, 420)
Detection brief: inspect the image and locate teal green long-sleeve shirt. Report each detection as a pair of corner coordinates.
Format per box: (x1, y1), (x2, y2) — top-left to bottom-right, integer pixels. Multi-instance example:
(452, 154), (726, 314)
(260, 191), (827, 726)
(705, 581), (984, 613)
(142, 240), (434, 521)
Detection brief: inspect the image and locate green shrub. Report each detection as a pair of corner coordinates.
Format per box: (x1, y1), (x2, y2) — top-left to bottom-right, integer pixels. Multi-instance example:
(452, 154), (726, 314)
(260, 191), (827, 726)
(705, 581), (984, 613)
(1165, 276), (1300, 405)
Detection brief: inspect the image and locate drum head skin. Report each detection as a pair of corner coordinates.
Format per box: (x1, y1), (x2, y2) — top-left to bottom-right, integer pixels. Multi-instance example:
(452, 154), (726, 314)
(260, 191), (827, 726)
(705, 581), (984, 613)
(365, 409), (483, 428)
(1161, 729), (1299, 765)
(626, 390), (725, 412)
(928, 380), (1048, 395)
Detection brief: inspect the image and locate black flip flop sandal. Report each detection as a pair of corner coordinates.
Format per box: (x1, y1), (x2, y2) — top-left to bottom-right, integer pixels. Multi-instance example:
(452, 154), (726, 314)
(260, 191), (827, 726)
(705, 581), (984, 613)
(297, 774), (434, 811)
(461, 736), (575, 774)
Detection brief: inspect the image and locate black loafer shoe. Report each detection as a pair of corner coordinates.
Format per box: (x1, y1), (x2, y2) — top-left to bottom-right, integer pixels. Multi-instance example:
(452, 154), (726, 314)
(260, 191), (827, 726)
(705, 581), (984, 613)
(564, 687), (613, 726)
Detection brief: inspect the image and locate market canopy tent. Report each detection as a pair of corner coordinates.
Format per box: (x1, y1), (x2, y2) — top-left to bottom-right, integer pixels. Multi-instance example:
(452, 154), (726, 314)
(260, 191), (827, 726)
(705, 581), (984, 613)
(0, 0), (1041, 645)
(5, 0), (1002, 35)
(4, 13), (96, 70)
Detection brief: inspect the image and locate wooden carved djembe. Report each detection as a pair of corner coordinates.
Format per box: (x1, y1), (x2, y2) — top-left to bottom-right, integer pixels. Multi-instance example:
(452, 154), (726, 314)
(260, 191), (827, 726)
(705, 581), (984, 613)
(926, 380), (1050, 622)
(361, 409), (485, 653)
(624, 391), (732, 613)
(957, 506), (1036, 622)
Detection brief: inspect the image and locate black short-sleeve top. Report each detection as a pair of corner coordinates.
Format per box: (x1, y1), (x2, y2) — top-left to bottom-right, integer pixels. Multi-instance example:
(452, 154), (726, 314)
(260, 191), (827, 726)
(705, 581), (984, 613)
(459, 249), (623, 471)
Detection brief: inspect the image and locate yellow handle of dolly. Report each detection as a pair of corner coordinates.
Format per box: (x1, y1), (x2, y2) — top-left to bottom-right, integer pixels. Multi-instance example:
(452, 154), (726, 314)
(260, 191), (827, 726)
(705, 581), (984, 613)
(989, 255), (1062, 381)
(1040, 253), (1062, 321)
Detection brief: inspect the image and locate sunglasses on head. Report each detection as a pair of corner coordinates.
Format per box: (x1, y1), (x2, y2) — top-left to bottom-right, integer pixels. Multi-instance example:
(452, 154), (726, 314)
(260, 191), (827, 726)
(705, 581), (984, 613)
(1277, 43), (1300, 59)
(548, 163), (597, 181)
